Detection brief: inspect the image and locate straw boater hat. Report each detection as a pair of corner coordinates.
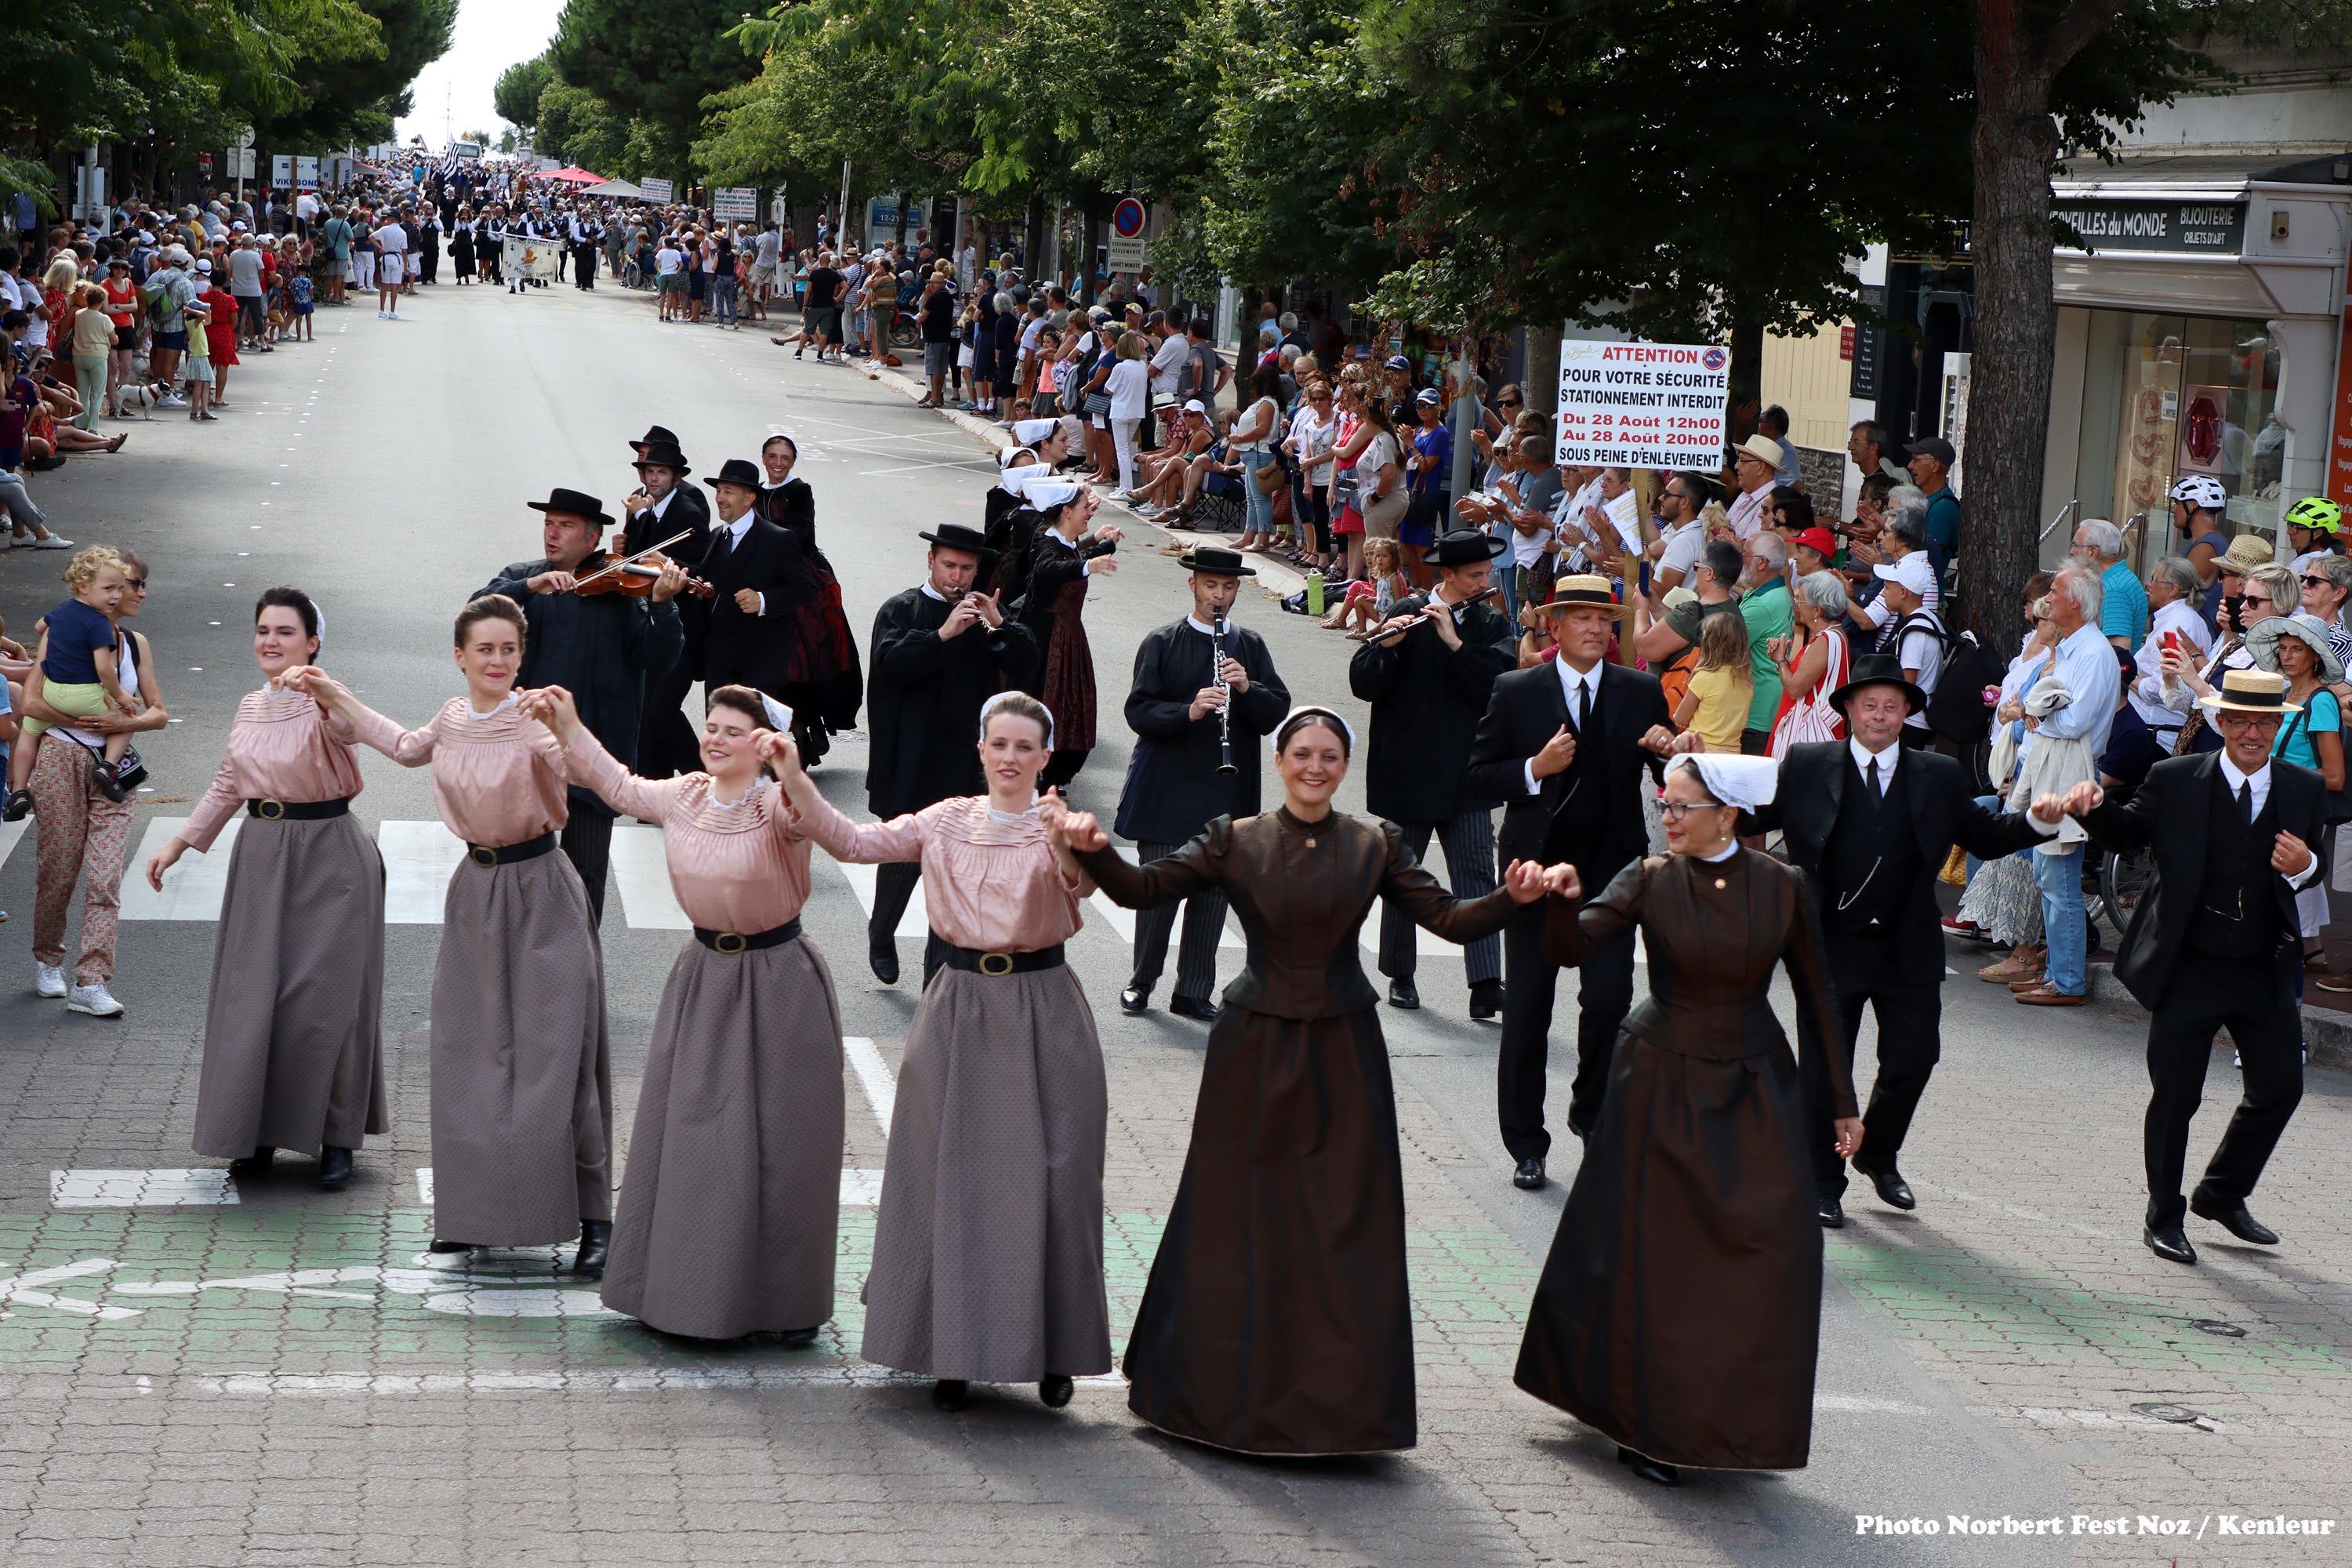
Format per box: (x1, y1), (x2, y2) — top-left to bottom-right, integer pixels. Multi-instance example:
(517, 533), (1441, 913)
(2199, 666), (2302, 716)
(1534, 573), (1631, 619)
(2216, 533), (2277, 576)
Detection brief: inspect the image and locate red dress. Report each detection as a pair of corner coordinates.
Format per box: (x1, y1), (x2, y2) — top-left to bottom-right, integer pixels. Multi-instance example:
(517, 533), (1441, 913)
(201, 288), (239, 367)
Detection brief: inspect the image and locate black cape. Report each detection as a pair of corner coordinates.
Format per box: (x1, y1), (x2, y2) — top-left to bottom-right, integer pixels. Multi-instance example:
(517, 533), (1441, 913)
(1114, 618), (1290, 845)
(865, 586), (1040, 818)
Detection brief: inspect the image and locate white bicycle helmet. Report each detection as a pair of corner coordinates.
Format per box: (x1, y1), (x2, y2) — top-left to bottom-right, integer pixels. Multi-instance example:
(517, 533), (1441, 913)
(2169, 474), (2228, 511)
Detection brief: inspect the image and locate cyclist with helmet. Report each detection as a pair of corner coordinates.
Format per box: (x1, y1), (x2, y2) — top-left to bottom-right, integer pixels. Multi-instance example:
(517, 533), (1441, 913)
(2284, 495), (2344, 576)
(2169, 474), (2231, 625)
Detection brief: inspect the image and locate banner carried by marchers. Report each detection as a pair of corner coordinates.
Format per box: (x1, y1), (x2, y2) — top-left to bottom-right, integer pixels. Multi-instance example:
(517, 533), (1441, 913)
(1555, 339), (1731, 471)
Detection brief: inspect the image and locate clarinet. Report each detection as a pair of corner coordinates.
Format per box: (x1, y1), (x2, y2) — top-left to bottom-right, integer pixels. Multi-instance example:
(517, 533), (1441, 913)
(1213, 611), (1237, 776)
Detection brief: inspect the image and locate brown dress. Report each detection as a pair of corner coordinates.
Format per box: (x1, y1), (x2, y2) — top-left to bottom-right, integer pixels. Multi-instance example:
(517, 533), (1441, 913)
(1515, 848), (1854, 1471)
(1018, 528), (1112, 782)
(1081, 809), (1519, 1456)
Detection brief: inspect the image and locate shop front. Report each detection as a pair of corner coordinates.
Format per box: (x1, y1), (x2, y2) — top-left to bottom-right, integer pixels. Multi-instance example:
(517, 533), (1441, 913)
(2040, 158), (2352, 569)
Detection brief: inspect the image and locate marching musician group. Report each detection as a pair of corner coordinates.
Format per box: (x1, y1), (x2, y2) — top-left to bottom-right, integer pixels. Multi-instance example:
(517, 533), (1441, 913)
(141, 410), (2321, 1486)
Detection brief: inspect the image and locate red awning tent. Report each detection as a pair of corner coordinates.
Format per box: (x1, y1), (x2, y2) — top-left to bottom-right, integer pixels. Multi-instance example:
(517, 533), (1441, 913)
(533, 166), (604, 185)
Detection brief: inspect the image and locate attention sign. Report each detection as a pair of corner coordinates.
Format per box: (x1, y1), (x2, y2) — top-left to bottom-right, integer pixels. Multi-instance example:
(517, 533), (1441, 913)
(1554, 339), (1731, 470)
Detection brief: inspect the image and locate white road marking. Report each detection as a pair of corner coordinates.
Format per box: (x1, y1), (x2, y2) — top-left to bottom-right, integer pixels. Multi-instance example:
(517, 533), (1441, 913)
(831, 860), (924, 937)
(378, 820), (466, 924)
(121, 818), (241, 921)
(0, 818), (27, 874)
(608, 823), (691, 928)
(416, 1169), (434, 1205)
(843, 1036), (895, 1131)
(0, 1260), (141, 1319)
(188, 1367), (1127, 1395)
(51, 1170), (238, 1207)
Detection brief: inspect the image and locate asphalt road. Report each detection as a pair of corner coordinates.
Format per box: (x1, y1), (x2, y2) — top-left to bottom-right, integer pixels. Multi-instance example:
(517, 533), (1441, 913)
(0, 277), (2339, 1566)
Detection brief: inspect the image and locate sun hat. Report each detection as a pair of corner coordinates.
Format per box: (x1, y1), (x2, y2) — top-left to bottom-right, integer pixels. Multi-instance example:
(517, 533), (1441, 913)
(1534, 573), (1631, 619)
(2198, 666), (2303, 716)
(2246, 613), (2344, 684)
(1733, 434), (1786, 469)
(2216, 533), (2278, 576)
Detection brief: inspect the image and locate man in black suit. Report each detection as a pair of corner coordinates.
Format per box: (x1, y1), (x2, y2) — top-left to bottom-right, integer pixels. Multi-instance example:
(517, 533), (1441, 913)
(1467, 575), (1679, 1188)
(619, 435), (712, 779)
(2041, 667), (2325, 1265)
(698, 456), (815, 700)
(1740, 652), (2053, 1227)
(1351, 528), (1518, 1019)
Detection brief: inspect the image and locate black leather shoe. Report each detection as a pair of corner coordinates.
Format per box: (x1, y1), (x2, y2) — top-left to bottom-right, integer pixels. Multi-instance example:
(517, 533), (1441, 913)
(1617, 1446), (1681, 1487)
(869, 939), (899, 985)
(1119, 986), (1149, 1014)
(2144, 1225), (2198, 1265)
(1468, 978), (1504, 1020)
(1858, 1163), (1916, 1211)
(1039, 1374), (1074, 1409)
(1387, 978), (1420, 1010)
(775, 1326), (820, 1350)
(931, 1378), (969, 1412)
(1512, 1157), (1546, 1190)
(317, 1146), (353, 1191)
(569, 1219), (612, 1278)
(2190, 1194), (2280, 1245)
(1168, 995), (1217, 1022)
(227, 1146), (275, 1176)
(1818, 1199), (1845, 1229)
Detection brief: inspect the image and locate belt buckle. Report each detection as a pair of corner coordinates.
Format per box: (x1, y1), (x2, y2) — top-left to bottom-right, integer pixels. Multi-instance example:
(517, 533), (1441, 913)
(256, 799), (285, 821)
(716, 931), (748, 955)
(470, 846), (499, 868)
(978, 951), (1014, 977)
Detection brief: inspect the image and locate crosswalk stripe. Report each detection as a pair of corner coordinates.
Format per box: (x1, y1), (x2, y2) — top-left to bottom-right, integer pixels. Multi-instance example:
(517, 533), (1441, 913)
(121, 818), (242, 921)
(51, 1169), (240, 1207)
(829, 860), (923, 937)
(405, 1163), (888, 1209)
(608, 823), (691, 929)
(842, 1036), (894, 1131)
(0, 818), (28, 876)
(379, 821), (464, 924)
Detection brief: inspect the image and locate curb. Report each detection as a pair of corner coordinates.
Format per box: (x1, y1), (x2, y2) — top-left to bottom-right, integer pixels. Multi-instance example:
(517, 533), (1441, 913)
(2080, 960), (2352, 1072)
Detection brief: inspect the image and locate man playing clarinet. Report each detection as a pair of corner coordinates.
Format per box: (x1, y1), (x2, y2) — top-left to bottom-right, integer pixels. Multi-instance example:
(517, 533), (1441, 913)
(1114, 546), (1290, 1020)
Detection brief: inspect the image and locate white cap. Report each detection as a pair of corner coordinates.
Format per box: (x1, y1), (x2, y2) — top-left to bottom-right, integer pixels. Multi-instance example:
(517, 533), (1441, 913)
(1664, 753), (1780, 811)
(1874, 554), (1936, 597)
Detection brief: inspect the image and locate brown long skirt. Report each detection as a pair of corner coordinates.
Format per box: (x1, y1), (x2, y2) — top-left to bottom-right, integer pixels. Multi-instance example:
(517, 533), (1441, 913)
(1514, 1033), (1824, 1470)
(600, 935), (844, 1339)
(430, 851), (611, 1247)
(193, 813), (387, 1160)
(860, 964), (1111, 1383)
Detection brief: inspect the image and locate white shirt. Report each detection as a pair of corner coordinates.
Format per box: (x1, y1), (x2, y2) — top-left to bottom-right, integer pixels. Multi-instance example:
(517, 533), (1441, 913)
(655, 246), (683, 277)
(1149, 332), (1189, 397)
(1523, 659), (1604, 796)
(1656, 518), (1705, 584)
(1848, 737), (1899, 792)
(2129, 598), (2213, 727)
(1726, 482), (1771, 541)
(713, 512), (765, 614)
(1896, 609), (1945, 728)
(372, 223), (407, 256)
(1554, 475), (1606, 567)
(2217, 753), (2323, 888)
(1105, 358), (1150, 420)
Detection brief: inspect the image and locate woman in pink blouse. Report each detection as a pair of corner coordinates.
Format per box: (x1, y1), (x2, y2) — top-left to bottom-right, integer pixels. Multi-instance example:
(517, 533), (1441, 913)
(524, 680), (844, 1346)
(285, 596), (613, 1277)
(146, 587), (387, 1192)
(768, 690), (1111, 1415)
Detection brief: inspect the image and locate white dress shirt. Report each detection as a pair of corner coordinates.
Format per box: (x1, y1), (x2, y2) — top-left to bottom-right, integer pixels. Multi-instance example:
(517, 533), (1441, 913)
(711, 512), (764, 614)
(1523, 659), (1604, 796)
(1849, 736), (1898, 792)
(2216, 752), (2321, 887)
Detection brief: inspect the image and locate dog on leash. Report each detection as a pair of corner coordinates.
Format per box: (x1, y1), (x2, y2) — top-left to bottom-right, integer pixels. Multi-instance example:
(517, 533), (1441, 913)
(112, 382), (169, 419)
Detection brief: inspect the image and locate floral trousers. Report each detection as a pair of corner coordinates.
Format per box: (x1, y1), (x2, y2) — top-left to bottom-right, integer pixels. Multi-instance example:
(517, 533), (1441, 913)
(31, 736), (131, 984)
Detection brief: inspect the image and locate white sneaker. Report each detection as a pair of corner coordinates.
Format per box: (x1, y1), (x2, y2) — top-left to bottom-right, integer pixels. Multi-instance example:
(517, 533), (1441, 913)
(34, 963), (67, 998)
(158, 394), (187, 409)
(31, 535), (71, 549)
(67, 982), (123, 1018)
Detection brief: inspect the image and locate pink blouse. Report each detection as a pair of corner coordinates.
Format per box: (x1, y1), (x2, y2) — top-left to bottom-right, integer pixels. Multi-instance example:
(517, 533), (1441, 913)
(347, 697), (568, 848)
(564, 731), (813, 934)
(182, 686), (365, 851)
(795, 792), (1090, 953)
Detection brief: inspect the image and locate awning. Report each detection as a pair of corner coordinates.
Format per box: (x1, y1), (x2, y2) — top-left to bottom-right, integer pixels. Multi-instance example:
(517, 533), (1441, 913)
(533, 166), (604, 186)
(581, 179), (645, 200)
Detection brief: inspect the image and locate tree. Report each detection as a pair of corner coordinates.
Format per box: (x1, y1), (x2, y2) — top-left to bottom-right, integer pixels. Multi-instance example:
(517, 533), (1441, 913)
(536, 80), (631, 177)
(550, 0), (765, 181)
(493, 54), (554, 137)
(247, 0), (457, 149)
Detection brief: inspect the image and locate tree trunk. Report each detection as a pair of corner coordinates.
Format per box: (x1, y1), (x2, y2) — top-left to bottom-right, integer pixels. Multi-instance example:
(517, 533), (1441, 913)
(1726, 313), (1765, 444)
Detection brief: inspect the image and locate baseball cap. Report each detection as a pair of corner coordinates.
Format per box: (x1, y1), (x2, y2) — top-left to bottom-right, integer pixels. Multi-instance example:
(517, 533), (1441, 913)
(1384, 354), (1411, 372)
(1908, 436), (1957, 466)
(1875, 554), (1936, 596)
(1183, 399), (1207, 415)
(1415, 387), (1442, 407)
(1791, 526), (1837, 557)
(230, 220), (247, 231)
(194, 259), (211, 274)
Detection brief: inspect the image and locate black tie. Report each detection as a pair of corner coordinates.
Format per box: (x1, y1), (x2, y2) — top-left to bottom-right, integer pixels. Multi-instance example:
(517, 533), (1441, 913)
(2240, 781), (2254, 824)
(1867, 758), (1882, 798)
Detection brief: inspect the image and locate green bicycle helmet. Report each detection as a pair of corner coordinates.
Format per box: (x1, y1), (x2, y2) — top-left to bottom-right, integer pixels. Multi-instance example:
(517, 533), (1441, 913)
(2285, 495), (2343, 534)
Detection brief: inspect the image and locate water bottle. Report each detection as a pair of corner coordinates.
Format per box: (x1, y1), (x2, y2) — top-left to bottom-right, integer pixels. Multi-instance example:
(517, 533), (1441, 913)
(1305, 569), (1324, 617)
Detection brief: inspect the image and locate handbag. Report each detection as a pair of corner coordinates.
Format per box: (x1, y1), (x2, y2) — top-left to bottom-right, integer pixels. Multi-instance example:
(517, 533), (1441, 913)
(1769, 628), (1849, 758)
(1252, 452), (1287, 495)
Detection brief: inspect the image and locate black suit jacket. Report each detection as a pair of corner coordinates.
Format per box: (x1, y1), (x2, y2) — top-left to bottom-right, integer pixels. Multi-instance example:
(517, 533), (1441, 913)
(2075, 752), (2327, 1010)
(1348, 600), (1518, 825)
(699, 515), (818, 698)
(1467, 659), (1670, 880)
(1742, 742), (2049, 985)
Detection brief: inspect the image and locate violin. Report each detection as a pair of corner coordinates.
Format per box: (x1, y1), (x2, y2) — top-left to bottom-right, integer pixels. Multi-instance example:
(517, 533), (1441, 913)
(568, 530), (716, 599)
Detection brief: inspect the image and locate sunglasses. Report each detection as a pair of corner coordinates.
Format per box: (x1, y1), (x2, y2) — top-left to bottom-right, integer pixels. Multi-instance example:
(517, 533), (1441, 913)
(1497, 397), (1523, 408)
(2303, 575), (2334, 589)
(2241, 593), (2274, 607)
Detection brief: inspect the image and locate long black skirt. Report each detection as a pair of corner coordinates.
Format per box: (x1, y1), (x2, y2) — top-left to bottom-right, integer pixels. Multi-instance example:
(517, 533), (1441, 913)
(1514, 1032), (1824, 1470)
(1124, 1005), (1415, 1456)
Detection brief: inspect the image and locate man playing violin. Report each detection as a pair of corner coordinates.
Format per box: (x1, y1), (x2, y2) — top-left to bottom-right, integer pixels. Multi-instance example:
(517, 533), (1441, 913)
(477, 485), (688, 924)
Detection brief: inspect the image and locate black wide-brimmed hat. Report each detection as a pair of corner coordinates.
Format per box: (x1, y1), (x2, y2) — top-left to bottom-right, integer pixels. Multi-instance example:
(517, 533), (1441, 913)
(633, 440), (691, 475)
(918, 523), (992, 555)
(632, 423), (677, 451)
(1431, 528), (1506, 568)
(1177, 545), (1256, 577)
(703, 457), (762, 493)
(1828, 650), (1926, 715)
(527, 487), (613, 528)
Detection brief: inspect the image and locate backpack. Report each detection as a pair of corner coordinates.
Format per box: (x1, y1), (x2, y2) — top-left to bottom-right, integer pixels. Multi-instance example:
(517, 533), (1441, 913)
(1918, 620), (2000, 746)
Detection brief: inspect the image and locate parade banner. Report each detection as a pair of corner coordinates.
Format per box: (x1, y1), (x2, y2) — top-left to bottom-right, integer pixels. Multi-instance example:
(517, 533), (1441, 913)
(1554, 339), (1730, 471)
(641, 178), (673, 203)
(295, 156), (319, 191)
(713, 187), (757, 221)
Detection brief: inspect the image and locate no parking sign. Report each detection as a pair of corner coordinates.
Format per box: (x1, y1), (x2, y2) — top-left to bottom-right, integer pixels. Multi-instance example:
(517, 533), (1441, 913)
(1108, 197), (1149, 270)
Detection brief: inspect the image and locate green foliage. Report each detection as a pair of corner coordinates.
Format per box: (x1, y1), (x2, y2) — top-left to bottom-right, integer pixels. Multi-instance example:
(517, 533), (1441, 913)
(494, 55), (556, 135)
(536, 81), (633, 179)
(248, 0), (458, 149)
(550, 0), (765, 177)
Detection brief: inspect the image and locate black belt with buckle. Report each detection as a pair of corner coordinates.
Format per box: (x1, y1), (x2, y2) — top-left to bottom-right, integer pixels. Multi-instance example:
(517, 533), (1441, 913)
(938, 942), (1065, 977)
(694, 918), (803, 955)
(245, 797), (351, 822)
(467, 831), (557, 868)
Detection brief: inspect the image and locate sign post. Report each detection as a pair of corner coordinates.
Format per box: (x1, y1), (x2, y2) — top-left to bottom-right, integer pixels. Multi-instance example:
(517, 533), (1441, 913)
(1107, 196), (1149, 273)
(713, 187), (757, 223)
(1553, 339), (1732, 474)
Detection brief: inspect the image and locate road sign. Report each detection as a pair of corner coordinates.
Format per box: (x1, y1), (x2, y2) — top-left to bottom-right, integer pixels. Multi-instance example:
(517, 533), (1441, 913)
(1108, 198), (1149, 270)
(713, 187), (757, 221)
(1553, 338), (1730, 472)
(1111, 198), (1146, 238)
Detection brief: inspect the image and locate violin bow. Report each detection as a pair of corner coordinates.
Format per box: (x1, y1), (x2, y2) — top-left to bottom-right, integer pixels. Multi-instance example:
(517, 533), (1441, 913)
(572, 529), (692, 590)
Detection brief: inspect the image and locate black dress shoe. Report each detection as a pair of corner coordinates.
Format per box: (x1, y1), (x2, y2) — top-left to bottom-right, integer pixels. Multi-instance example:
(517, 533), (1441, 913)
(1387, 978), (1421, 1010)
(317, 1146), (354, 1191)
(1168, 995), (1217, 1022)
(1118, 986), (1149, 1014)
(1617, 1446), (1681, 1487)
(1818, 1199), (1845, 1229)
(1468, 978), (1504, 1020)
(2144, 1225), (2198, 1265)
(931, 1378), (969, 1412)
(869, 939), (900, 985)
(1512, 1158), (1546, 1190)
(1039, 1374), (1074, 1409)
(2190, 1194), (2280, 1245)
(569, 1219), (612, 1278)
(227, 1146), (275, 1175)
(775, 1326), (821, 1350)
(1857, 1163), (1916, 1211)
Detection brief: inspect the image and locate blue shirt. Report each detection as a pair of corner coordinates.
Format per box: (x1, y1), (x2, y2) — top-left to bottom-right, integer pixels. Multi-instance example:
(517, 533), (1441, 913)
(2037, 622), (2121, 764)
(42, 599), (115, 685)
(2274, 688), (2340, 771)
(1922, 485), (1962, 575)
(1410, 423), (1452, 495)
(2100, 558), (2150, 653)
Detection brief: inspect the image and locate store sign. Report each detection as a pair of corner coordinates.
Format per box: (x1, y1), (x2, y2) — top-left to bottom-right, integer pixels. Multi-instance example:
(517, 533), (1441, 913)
(2052, 199), (2247, 256)
(2326, 308), (2352, 506)
(1554, 339), (1731, 470)
(1849, 285), (1885, 401)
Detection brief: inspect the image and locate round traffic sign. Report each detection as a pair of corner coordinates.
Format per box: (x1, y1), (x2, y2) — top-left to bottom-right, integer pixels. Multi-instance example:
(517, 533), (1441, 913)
(1112, 198), (1146, 238)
